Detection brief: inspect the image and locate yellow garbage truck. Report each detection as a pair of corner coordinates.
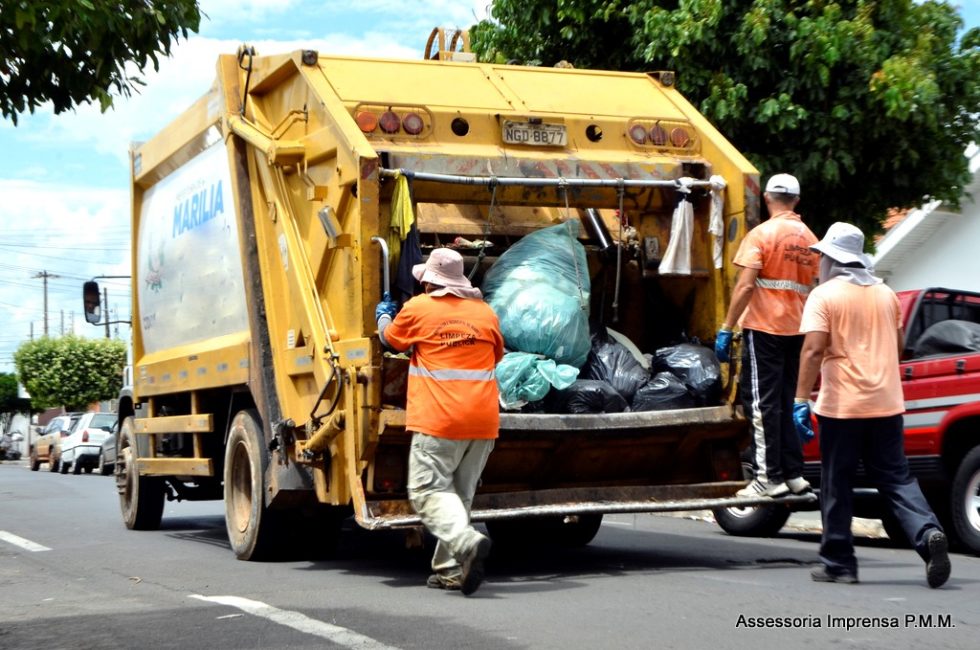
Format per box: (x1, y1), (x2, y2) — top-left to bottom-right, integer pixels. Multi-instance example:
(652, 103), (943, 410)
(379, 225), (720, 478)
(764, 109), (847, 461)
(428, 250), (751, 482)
(90, 42), (812, 560)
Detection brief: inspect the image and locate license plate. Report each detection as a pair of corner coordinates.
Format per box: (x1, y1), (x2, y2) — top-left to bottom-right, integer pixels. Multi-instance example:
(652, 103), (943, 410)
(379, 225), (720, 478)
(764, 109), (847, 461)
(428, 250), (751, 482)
(502, 120), (567, 146)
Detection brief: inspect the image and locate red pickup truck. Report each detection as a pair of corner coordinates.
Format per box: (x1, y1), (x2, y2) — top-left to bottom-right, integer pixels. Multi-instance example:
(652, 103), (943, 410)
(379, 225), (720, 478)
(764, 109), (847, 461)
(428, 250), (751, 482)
(715, 287), (980, 555)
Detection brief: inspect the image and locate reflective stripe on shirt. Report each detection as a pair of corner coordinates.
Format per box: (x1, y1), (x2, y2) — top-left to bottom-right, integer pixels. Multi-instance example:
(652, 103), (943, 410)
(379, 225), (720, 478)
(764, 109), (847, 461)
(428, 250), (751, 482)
(755, 277), (811, 295)
(409, 365), (496, 381)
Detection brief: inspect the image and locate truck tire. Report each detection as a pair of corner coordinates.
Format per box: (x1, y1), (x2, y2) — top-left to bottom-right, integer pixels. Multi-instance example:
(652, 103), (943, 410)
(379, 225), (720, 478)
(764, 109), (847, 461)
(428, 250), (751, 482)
(713, 502), (792, 537)
(712, 463), (791, 537)
(224, 409), (281, 561)
(118, 416), (165, 530)
(30, 449), (41, 471)
(48, 454), (60, 473)
(951, 446), (980, 555)
(60, 459), (70, 474)
(71, 459), (82, 474)
(486, 514), (603, 548)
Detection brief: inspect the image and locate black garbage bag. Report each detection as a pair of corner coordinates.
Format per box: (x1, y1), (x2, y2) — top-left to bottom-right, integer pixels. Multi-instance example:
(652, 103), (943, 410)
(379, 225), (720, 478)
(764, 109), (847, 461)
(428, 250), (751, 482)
(546, 379), (629, 414)
(631, 372), (695, 411)
(581, 333), (650, 403)
(651, 343), (721, 405)
(913, 320), (980, 357)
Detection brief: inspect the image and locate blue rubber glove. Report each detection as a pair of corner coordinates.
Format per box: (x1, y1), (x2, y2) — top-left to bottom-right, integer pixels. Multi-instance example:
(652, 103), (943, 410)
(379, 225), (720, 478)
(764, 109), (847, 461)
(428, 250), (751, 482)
(714, 328), (733, 362)
(375, 292), (398, 323)
(793, 400), (815, 443)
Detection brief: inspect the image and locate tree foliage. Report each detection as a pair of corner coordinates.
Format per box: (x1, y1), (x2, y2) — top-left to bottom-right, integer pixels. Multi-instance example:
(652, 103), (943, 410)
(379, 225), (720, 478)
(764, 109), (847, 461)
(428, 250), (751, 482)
(13, 336), (126, 411)
(0, 0), (201, 124)
(471, 0), (980, 236)
(0, 372), (30, 414)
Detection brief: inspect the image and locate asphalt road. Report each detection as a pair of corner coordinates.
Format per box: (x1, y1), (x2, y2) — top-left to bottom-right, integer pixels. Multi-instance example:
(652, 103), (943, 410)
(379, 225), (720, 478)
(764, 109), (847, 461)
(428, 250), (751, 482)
(1, 460), (978, 650)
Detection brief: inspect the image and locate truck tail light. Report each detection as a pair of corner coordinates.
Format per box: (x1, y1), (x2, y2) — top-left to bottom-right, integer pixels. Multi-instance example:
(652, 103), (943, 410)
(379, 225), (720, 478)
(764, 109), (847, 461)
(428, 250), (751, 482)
(82, 431), (89, 443)
(379, 110), (401, 134)
(648, 124), (668, 146)
(670, 127), (691, 148)
(355, 111), (378, 133)
(402, 112), (424, 135)
(628, 124), (647, 145)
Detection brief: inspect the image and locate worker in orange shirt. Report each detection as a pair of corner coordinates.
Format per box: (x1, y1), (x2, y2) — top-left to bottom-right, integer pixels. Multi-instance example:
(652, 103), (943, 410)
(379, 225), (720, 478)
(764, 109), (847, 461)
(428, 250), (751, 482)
(795, 222), (949, 587)
(715, 173), (818, 497)
(376, 248), (505, 596)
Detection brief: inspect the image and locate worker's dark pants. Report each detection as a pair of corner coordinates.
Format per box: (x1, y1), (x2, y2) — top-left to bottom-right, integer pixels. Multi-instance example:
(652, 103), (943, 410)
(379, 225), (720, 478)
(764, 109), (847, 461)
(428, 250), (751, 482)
(817, 414), (942, 576)
(739, 329), (804, 484)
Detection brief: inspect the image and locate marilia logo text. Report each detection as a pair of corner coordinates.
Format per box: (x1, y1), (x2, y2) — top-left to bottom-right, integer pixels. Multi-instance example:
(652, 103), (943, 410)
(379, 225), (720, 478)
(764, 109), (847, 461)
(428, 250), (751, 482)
(173, 180), (225, 237)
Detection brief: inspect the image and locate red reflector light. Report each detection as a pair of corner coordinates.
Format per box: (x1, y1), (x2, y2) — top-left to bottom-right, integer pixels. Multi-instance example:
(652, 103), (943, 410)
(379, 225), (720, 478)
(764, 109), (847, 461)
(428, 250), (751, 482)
(379, 111), (401, 134)
(402, 112), (424, 135)
(628, 124), (647, 145)
(82, 431), (89, 443)
(670, 127), (691, 148)
(355, 111), (378, 133)
(649, 124), (668, 146)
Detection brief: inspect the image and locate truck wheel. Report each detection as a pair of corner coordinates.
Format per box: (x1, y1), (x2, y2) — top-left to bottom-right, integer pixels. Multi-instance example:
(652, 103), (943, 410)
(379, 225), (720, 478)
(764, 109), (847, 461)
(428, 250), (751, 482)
(60, 460), (70, 474)
(30, 450), (41, 471)
(72, 459), (82, 475)
(486, 514), (603, 548)
(224, 409), (281, 561)
(951, 446), (980, 555)
(119, 416), (165, 530)
(712, 463), (791, 537)
(713, 502), (792, 537)
(48, 454), (60, 473)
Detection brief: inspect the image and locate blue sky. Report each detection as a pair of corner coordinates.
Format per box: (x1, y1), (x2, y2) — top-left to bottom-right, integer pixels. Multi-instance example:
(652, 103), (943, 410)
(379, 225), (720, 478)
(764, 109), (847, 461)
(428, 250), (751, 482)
(0, 0), (978, 373)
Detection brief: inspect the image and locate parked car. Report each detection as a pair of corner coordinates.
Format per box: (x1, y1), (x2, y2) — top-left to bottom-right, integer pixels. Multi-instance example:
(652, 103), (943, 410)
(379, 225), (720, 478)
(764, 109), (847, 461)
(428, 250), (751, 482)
(97, 422), (118, 476)
(0, 431), (23, 461)
(60, 412), (117, 475)
(30, 413), (81, 472)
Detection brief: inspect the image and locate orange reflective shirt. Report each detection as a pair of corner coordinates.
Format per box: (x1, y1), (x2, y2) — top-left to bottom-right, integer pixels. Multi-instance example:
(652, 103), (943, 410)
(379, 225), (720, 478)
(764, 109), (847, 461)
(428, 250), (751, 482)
(800, 280), (905, 418)
(733, 211), (818, 335)
(383, 294), (505, 440)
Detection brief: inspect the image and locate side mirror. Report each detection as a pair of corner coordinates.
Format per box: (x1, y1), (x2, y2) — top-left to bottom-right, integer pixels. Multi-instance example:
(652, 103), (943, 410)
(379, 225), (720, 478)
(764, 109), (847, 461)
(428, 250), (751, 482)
(83, 280), (102, 325)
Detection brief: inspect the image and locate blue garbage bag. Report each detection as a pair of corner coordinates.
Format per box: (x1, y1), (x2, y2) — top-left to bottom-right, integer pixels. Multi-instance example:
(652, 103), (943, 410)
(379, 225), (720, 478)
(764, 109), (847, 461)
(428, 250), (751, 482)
(483, 222), (591, 368)
(496, 351), (579, 410)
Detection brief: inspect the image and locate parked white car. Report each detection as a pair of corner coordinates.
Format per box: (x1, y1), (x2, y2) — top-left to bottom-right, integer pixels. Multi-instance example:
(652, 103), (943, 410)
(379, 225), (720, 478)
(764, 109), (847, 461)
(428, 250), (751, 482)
(60, 412), (117, 475)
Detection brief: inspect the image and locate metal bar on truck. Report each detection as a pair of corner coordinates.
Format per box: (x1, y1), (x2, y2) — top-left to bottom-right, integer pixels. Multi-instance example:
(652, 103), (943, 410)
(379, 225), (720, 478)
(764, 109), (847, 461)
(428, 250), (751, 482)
(379, 168), (712, 190)
(358, 487), (818, 529)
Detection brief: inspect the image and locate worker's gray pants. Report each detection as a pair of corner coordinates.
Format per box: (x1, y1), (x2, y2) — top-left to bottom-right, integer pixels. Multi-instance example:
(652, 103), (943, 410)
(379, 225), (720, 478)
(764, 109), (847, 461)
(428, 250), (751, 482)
(408, 432), (494, 574)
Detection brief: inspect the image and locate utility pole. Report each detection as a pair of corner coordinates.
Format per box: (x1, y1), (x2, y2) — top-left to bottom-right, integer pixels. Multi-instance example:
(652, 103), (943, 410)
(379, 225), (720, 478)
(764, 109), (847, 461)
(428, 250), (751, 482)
(32, 270), (60, 337)
(103, 287), (110, 339)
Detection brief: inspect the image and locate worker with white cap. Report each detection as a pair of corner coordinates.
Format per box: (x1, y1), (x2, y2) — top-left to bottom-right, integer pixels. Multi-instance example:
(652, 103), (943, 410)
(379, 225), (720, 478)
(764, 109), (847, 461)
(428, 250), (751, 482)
(795, 222), (950, 587)
(715, 173), (818, 498)
(376, 248), (504, 595)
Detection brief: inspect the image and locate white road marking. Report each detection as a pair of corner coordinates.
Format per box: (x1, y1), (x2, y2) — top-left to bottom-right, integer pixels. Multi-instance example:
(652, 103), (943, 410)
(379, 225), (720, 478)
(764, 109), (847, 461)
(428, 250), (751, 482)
(0, 531), (51, 552)
(189, 594), (400, 649)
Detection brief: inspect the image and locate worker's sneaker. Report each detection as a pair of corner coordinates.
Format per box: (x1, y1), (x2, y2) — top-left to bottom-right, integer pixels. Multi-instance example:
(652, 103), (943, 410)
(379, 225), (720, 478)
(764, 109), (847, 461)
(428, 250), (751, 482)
(810, 565), (858, 584)
(736, 479), (789, 498)
(426, 571), (463, 591)
(460, 534), (492, 596)
(786, 477), (812, 494)
(925, 529), (951, 589)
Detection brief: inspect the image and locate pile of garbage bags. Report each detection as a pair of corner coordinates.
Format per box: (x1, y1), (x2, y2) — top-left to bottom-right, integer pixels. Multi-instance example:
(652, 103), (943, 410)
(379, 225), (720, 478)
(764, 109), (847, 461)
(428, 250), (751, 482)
(485, 221), (721, 414)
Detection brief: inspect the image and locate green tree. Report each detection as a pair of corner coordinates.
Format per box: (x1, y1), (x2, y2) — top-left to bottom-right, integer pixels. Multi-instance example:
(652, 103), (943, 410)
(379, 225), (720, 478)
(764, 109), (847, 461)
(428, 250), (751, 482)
(471, 0), (980, 236)
(0, 372), (31, 414)
(13, 336), (126, 411)
(0, 0), (201, 124)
